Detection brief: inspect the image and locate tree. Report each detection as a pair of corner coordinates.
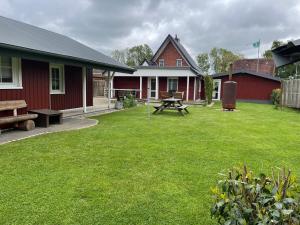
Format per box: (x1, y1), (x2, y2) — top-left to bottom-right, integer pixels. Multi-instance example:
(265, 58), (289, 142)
(111, 44), (153, 67)
(196, 53), (210, 74)
(126, 44), (153, 67)
(111, 49), (128, 65)
(210, 47), (242, 73)
(263, 40), (284, 59)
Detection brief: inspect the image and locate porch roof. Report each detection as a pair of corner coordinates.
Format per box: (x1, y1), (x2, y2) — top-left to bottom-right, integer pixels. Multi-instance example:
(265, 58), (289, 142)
(0, 16), (135, 74)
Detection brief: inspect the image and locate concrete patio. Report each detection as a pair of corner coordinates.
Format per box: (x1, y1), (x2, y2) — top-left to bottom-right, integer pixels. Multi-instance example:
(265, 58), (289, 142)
(0, 117), (97, 145)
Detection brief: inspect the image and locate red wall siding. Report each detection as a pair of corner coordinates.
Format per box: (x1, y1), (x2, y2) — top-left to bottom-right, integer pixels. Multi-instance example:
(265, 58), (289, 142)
(219, 74), (280, 100)
(155, 42), (188, 67)
(0, 59), (50, 110)
(113, 77), (140, 89)
(51, 65), (83, 110)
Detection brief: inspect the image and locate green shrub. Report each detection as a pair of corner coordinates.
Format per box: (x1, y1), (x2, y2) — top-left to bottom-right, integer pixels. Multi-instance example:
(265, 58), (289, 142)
(123, 94), (137, 108)
(271, 88), (281, 108)
(204, 75), (213, 104)
(211, 165), (300, 225)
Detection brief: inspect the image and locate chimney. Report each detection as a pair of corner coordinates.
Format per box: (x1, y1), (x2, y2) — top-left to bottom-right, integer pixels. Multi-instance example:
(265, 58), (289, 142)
(229, 63), (233, 80)
(175, 34), (180, 42)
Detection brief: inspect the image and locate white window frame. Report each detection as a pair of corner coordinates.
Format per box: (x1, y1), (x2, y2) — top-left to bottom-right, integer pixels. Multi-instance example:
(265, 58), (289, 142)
(176, 59), (182, 67)
(50, 63), (65, 94)
(158, 59), (164, 67)
(0, 56), (22, 89)
(167, 77), (178, 92)
(212, 79), (221, 100)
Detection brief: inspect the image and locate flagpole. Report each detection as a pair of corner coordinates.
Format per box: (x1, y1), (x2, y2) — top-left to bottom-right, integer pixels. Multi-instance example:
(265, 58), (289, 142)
(257, 40), (260, 72)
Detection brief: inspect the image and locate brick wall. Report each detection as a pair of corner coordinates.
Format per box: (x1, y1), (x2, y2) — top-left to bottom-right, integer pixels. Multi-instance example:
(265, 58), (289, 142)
(155, 42), (188, 67)
(232, 59), (275, 75)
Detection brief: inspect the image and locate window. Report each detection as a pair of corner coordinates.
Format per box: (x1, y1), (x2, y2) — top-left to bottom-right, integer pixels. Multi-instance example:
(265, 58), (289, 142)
(176, 59), (182, 67)
(50, 64), (65, 94)
(167, 78), (178, 92)
(159, 59), (164, 67)
(0, 56), (22, 89)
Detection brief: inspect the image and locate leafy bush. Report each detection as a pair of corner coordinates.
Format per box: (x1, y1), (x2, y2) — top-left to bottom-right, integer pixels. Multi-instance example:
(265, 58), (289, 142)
(211, 165), (300, 225)
(204, 75), (214, 104)
(271, 88), (281, 108)
(123, 94), (137, 108)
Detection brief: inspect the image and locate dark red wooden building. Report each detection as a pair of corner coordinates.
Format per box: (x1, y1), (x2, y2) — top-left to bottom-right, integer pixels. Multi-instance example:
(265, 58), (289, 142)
(209, 70), (281, 102)
(111, 34), (203, 101)
(0, 16), (133, 115)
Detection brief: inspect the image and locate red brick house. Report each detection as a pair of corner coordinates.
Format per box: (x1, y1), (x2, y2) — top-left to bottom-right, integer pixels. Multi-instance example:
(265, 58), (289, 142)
(0, 16), (134, 115)
(112, 34), (203, 101)
(209, 59), (281, 102)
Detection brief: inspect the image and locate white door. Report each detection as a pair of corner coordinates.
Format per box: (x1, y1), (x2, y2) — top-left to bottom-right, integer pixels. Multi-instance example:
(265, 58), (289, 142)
(213, 79), (221, 100)
(148, 77), (156, 99)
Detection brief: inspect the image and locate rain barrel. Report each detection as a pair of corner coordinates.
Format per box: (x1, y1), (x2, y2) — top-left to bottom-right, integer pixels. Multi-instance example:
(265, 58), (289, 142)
(222, 81), (237, 110)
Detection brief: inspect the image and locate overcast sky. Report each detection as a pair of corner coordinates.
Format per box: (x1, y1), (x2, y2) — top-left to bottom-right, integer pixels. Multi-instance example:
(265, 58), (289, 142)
(1, 0), (300, 59)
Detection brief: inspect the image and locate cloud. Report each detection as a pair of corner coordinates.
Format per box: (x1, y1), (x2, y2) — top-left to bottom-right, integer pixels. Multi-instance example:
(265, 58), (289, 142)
(0, 0), (300, 59)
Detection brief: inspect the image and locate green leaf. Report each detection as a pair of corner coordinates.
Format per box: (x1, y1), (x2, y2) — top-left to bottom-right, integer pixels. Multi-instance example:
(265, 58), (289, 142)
(282, 209), (293, 215)
(274, 202), (282, 209)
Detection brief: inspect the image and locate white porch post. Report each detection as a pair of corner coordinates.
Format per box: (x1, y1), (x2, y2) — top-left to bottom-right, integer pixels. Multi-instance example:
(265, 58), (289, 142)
(110, 75), (114, 98)
(82, 66), (87, 113)
(108, 71), (111, 109)
(186, 76), (190, 101)
(155, 76), (159, 100)
(193, 77), (196, 101)
(139, 76), (142, 99)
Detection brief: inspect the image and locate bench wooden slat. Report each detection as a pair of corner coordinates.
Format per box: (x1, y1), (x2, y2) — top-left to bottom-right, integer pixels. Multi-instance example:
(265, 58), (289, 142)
(0, 100), (27, 111)
(0, 114), (38, 125)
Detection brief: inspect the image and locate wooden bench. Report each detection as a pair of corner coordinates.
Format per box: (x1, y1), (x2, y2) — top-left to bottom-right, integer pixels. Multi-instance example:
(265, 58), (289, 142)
(177, 105), (189, 115)
(0, 100), (38, 133)
(160, 91), (170, 99)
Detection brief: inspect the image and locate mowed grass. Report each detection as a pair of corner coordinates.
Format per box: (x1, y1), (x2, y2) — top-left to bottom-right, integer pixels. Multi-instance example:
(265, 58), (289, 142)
(0, 102), (300, 225)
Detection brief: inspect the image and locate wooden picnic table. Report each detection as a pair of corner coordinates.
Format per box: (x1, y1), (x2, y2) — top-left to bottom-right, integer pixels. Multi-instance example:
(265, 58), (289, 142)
(153, 97), (189, 115)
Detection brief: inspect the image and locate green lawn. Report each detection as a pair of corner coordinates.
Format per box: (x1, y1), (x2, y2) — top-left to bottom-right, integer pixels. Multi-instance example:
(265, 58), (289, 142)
(0, 102), (300, 225)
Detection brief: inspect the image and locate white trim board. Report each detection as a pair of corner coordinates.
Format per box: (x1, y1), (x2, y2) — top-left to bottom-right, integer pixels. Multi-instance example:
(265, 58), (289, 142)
(114, 69), (197, 77)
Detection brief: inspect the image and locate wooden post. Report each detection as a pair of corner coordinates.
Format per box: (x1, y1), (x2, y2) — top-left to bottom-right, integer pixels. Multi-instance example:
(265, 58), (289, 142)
(193, 77), (196, 101)
(82, 67), (87, 113)
(186, 76), (189, 101)
(108, 71), (111, 109)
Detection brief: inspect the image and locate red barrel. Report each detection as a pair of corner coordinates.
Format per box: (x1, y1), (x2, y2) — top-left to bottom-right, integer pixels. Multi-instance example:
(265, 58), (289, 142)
(222, 81), (237, 110)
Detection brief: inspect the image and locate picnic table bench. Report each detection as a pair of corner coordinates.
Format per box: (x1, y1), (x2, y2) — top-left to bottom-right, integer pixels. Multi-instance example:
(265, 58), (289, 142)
(28, 109), (62, 127)
(0, 100), (38, 133)
(153, 98), (189, 116)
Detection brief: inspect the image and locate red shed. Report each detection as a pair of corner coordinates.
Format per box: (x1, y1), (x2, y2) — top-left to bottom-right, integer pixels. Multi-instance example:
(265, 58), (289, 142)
(209, 71), (281, 103)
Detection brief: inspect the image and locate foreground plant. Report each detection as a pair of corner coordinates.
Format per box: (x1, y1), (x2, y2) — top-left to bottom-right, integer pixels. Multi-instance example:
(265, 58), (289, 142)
(211, 165), (300, 225)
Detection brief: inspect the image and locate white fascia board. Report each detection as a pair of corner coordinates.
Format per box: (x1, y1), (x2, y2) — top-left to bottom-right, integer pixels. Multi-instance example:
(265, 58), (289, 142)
(114, 69), (197, 77)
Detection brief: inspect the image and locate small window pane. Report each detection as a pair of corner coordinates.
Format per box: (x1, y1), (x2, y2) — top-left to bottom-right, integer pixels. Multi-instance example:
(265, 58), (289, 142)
(1, 57), (12, 67)
(168, 79), (178, 92)
(1, 68), (13, 83)
(51, 68), (60, 90)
